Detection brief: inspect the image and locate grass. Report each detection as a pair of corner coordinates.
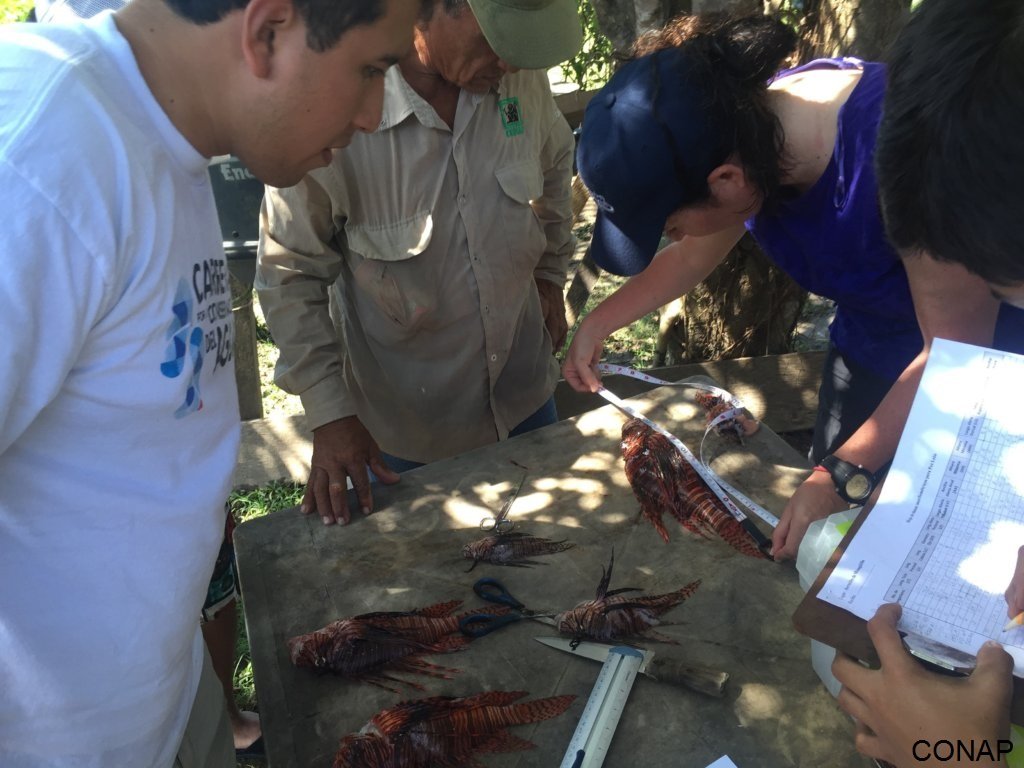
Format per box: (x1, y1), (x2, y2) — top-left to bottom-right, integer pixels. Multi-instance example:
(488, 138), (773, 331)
(0, 0), (31, 23)
(229, 481), (303, 715)
(562, 222), (664, 369)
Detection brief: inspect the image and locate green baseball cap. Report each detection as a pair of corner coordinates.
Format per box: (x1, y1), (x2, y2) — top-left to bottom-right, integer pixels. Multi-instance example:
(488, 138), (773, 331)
(466, 0), (583, 70)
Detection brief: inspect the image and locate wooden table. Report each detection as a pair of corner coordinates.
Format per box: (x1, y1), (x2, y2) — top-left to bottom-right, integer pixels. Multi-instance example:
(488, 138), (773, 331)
(234, 385), (869, 767)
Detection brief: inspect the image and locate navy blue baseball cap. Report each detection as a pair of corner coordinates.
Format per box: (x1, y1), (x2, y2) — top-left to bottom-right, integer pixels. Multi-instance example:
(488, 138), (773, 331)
(577, 48), (727, 276)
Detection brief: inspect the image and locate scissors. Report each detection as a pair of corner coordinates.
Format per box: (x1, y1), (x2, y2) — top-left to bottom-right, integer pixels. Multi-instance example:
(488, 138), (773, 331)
(459, 577), (558, 637)
(479, 474), (526, 535)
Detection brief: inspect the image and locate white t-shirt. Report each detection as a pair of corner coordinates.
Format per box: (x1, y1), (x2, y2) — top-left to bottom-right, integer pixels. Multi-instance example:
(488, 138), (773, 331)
(34, 0), (125, 23)
(0, 14), (240, 767)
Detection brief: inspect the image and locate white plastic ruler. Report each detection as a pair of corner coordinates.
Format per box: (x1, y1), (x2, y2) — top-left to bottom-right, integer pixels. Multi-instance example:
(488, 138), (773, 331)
(559, 646), (644, 768)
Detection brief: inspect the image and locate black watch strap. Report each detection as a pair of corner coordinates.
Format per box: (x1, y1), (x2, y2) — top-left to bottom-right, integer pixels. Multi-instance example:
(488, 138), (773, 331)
(820, 455), (892, 504)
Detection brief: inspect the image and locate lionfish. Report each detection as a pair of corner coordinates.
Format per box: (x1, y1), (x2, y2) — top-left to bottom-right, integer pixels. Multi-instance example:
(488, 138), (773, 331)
(333, 690), (576, 768)
(287, 600), (509, 691)
(555, 553), (701, 645)
(694, 392), (760, 442)
(462, 532), (574, 571)
(621, 418), (768, 559)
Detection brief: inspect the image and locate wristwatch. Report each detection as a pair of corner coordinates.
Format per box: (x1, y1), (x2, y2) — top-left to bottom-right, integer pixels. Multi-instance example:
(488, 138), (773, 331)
(817, 455), (891, 505)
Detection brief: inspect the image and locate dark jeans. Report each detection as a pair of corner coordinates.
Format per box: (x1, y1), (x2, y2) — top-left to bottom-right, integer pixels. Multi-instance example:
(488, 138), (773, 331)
(809, 346), (897, 464)
(379, 395), (559, 474)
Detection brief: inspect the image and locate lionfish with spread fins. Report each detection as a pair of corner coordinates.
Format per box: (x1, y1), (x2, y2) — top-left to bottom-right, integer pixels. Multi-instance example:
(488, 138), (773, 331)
(555, 552), (701, 645)
(287, 600), (509, 691)
(333, 690), (576, 768)
(621, 418), (768, 559)
(462, 531), (574, 571)
(694, 392), (760, 442)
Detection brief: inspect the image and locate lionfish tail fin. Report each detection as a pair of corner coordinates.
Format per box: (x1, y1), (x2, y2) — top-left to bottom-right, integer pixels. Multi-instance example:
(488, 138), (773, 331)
(640, 628), (680, 644)
(718, 519), (772, 559)
(479, 731), (538, 753)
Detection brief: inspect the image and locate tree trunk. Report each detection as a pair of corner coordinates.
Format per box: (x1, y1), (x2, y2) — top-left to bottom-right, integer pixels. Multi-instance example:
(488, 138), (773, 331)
(786, 0), (911, 61)
(590, 0), (761, 58)
(656, 234), (806, 364)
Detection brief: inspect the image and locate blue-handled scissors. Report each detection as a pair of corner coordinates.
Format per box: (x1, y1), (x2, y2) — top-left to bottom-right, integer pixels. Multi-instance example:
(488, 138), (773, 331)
(459, 577), (558, 637)
(479, 474), (526, 535)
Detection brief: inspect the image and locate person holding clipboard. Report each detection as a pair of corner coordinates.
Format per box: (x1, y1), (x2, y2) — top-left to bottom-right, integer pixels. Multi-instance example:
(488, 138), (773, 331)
(831, 0), (1024, 765)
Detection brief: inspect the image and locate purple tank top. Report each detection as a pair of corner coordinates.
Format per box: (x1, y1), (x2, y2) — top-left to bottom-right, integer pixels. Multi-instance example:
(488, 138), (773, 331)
(747, 59), (1024, 376)
(746, 59), (921, 381)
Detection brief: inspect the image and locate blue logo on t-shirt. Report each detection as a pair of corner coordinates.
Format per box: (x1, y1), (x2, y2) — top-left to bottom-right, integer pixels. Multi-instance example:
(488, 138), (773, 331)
(160, 279), (204, 417)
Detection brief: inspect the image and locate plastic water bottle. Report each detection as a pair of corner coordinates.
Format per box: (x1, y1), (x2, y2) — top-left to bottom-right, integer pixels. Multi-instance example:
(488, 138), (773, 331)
(795, 507), (862, 697)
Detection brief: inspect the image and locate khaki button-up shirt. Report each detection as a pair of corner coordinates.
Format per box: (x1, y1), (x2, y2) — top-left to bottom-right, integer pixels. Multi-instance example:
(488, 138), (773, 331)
(256, 67), (575, 463)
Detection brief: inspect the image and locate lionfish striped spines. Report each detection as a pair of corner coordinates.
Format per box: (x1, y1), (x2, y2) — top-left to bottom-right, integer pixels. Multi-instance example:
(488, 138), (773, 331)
(672, 463), (770, 560)
(624, 418), (768, 559)
(715, 520), (770, 559)
(592, 551), (641, 601)
(332, 691), (576, 768)
(622, 419), (682, 542)
(412, 600), (463, 619)
(462, 532), (575, 570)
(556, 555), (702, 644)
(288, 600), (497, 687)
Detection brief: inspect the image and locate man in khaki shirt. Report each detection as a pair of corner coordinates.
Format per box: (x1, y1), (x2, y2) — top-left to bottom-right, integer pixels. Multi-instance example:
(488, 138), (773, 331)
(257, 0), (581, 525)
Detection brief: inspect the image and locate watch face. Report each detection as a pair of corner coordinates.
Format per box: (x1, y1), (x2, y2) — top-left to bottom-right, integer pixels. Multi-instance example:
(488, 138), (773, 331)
(845, 474), (872, 501)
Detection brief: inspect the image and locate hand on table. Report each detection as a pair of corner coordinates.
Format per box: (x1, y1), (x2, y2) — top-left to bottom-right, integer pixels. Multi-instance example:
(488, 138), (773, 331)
(771, 469), (848, 560)
(536, 278), (568, 355)
(832, 603), (1013, 767)
(300, 416), (400, 526)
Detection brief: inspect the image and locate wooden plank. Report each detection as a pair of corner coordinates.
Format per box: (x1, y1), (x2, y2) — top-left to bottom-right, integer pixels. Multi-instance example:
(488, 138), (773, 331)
(234, 383), (866, 768)
(553, 87), (598, 129)
(231, 351), (826, 489)
(554, 350), (827, 435)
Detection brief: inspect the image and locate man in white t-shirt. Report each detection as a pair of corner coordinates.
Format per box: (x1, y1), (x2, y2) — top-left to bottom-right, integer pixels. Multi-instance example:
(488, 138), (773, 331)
(0, 0), (419, 765)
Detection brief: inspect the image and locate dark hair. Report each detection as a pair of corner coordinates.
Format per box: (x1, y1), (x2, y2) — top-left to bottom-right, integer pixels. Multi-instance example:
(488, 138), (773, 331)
(877, 0), (1024, 284)
(632, 13), (797, 210)
(164, 0), (387, 53)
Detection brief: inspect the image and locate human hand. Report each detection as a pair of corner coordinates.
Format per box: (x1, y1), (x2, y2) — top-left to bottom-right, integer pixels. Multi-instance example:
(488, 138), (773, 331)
(832, 603), (1013, 767)
(771, 469), (848, 560)
(561, 316), (605, 393)
(536, 278), (569, 354)
(1003, 545), (1024, 620)
(300, 416), (400, 526)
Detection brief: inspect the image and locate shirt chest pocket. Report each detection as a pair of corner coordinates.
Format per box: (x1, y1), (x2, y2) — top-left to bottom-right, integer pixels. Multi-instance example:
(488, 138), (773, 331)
(493, 160), (546, 282)
(344, 213), (435, 331)
(495, 160), (544, 206)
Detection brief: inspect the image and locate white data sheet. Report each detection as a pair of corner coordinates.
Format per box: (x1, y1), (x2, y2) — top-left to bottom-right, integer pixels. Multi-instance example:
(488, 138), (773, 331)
(819, 339), (1024, 675)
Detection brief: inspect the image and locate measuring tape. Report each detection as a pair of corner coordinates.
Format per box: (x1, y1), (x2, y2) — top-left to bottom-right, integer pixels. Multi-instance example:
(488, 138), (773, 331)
(593, 364), (780, 533)
(560, 646), (643, 768)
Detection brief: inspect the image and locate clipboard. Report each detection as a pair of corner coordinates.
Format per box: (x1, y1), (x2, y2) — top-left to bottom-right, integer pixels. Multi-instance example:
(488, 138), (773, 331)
(791, 503), (1024, 723)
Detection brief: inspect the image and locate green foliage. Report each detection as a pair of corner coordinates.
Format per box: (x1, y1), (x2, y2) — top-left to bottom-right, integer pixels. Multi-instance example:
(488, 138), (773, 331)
(229, 479), (305, 523)
(560, 0), (614, 90)
(561, 223), (663, 368)
(0, 0), (33, 23)
(228, 480), (304, 717)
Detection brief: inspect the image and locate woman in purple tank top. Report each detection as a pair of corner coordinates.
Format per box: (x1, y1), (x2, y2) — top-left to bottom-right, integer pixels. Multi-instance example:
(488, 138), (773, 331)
(564, 12), (1016, 560)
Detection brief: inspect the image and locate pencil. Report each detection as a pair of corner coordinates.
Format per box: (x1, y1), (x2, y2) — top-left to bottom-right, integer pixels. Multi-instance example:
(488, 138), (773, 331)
(1003, 612), (1024, 632)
